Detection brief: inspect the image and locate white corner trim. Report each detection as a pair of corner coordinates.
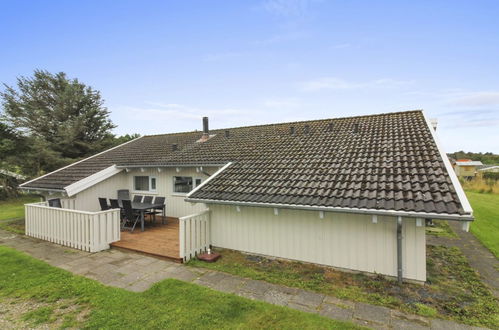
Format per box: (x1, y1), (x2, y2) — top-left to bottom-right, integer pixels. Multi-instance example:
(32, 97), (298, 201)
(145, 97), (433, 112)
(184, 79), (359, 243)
(65, 165), (123, 197)
(421, 111), (473, 215)
(185, 162), (233, 199)
(20, 136), (144, 188)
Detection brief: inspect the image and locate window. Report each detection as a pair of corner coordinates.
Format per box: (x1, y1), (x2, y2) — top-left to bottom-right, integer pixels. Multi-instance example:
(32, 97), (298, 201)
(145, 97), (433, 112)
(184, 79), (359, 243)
(134, 176), (157, 192)
(173, 176), (202, 194)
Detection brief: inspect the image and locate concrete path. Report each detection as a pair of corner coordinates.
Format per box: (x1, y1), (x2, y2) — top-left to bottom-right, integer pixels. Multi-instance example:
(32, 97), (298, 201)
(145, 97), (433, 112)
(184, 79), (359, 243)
(426, 222), (499, 299)
(0, 230), (488, 330)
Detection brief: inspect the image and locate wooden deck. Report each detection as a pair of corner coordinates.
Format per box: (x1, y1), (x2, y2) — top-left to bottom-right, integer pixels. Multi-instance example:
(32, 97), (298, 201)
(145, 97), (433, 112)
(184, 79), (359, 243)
(111, 216), (182, 262)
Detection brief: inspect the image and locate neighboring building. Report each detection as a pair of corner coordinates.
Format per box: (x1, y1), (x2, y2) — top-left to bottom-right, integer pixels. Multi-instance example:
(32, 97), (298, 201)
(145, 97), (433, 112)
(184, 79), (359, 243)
(20, 110), (473, 283)
(478, 165), (499, 173)
(452, 159), (484, 178)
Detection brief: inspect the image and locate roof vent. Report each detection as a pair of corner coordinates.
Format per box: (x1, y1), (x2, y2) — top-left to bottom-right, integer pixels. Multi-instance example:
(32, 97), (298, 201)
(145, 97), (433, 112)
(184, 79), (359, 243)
(353, 123), (359, 133)
(172, 143), (178, 151)
(290, 126), (295, 135)
(327, 123), (333, 132)
(225, 130), (230, 138)
(304, 125), (310, 134)
(430, 118), (438, 131)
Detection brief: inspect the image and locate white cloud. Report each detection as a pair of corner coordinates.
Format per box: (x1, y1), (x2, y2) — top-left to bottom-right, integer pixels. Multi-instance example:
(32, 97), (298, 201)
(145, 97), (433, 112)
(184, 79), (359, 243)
(120, 103), (264, 129)
(263, 97), (303, 108)
(300, 77), (413, 91)
(331, 43), (352, 49)
(447, 91), (499, 107)
(262, 0), (318, 17)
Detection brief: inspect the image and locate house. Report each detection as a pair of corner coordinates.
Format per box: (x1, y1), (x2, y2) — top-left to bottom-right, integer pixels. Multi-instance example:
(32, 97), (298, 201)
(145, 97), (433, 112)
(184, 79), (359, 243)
(20, 110), (473, 283)
(478, 165), (499, 173)
(452, 159), (484, 178)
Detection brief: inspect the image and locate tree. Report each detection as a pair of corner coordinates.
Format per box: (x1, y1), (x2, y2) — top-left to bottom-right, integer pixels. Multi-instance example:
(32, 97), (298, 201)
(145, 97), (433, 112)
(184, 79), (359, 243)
(1, 70), (117, 175)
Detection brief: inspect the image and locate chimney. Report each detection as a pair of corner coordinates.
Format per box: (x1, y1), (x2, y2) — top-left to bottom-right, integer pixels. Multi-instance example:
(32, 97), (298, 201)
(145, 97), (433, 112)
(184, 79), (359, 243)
(430, 118), (438, 131)
(202, 117), (209, 137)
(197, 116), (211, 142)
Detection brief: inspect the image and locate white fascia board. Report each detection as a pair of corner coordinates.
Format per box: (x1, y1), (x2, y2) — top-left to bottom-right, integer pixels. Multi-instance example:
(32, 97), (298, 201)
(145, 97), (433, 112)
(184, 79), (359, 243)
(185, 162), (232, 198)
(20, 136), (144, 188)
(421, 111), (473, 215)
(185, 197), (474, 221)
(65, 165), (123, 197)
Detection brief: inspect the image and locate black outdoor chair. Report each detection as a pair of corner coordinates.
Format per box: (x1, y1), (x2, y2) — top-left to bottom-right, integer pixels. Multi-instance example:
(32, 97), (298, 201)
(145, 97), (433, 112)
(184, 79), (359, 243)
(143, 196), (153, 204)
(117, 189), (130, 201)
(109, 198), (120, 209)
(146, 196), (166, 224)
(109, 199), (123, 219)
(133, 195), (143, 203)
(98, 197), (109, 211)
(48, 198), (62, 208)
(121, 199), (140, 232)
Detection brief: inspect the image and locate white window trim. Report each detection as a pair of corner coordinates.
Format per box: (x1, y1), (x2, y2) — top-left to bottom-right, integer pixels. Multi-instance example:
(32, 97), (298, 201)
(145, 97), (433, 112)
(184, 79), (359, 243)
(133, 175), (157, 193)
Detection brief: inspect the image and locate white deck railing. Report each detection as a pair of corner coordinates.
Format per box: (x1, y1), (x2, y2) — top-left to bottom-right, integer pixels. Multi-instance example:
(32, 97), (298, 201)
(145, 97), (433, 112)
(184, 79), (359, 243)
(25, 202), (121, 253)
(179, 209), (211, 262)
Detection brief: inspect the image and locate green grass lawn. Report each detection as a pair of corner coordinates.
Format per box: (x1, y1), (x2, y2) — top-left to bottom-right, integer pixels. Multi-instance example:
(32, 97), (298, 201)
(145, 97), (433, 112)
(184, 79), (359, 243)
(0, 195), (39, 221)
(466, 191), (499, 258)
(189, 247), (499, 328)
(0, 246), (359, 329)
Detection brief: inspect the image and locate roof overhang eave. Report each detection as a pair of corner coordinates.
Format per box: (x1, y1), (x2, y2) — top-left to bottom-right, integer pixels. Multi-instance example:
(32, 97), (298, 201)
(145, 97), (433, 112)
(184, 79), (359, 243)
(19, 186), (66, 194)
(185, 197), (474, 222)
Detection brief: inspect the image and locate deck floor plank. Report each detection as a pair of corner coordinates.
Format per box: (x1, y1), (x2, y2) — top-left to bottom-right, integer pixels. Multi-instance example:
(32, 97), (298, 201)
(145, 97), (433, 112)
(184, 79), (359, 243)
(111, 217), (181, 262)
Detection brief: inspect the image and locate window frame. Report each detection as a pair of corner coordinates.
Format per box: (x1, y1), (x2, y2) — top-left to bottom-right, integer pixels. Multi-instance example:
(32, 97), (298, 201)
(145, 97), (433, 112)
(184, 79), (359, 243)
(172, 176), (202, 195)
(133, 175), (157, 193)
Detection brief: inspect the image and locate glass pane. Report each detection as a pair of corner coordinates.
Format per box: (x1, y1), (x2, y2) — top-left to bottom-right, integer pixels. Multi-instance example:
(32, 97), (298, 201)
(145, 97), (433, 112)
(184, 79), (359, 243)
(135, 176), (149, 191)
(151, 177), (156, 190)
(174, 176), (193, 193)
(195, 178), (202, 187)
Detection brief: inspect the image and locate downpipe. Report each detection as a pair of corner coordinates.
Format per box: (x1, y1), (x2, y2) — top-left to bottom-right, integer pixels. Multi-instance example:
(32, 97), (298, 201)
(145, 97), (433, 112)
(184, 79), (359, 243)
(397, 216), (403, 284)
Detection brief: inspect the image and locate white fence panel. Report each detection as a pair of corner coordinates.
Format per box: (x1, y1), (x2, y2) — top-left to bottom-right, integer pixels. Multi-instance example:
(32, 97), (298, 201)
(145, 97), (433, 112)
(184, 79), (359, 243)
(24, 202), (120, 253)
(179, 209), (211, 262)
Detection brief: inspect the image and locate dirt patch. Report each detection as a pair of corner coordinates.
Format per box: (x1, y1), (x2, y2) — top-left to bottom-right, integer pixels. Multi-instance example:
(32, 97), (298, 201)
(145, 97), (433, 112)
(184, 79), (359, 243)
(0, 298), (90, 329)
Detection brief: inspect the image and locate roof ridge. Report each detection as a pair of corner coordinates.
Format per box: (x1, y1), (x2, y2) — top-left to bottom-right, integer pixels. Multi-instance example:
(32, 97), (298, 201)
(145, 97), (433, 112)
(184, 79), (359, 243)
(142, 109), (424, 138)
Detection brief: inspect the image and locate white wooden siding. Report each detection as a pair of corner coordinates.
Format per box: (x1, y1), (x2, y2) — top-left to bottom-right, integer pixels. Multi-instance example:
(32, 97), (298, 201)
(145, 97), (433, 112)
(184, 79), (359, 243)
(66, 167), (214, 217)
(71, 171), (128, 211)
(209, 205), (426, 282)
(25, 202), (120, 252)
(124, 167), (213, 218)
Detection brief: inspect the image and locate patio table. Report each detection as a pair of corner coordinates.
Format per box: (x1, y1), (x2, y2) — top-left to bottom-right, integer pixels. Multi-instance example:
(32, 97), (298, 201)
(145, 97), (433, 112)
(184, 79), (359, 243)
(115, 201), (164, 232)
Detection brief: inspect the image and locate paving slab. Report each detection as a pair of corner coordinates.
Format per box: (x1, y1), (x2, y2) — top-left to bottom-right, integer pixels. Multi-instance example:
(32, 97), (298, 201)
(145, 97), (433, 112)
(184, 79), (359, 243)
(392, 318), (430, 330)
(354, 302), (392, 325)
(291, 289), (325, 308)
(319, 303), (354, 322)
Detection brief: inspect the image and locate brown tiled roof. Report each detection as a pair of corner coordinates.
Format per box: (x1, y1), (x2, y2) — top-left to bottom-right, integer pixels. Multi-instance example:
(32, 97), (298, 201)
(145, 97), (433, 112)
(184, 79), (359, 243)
(22, 110), (469, 216)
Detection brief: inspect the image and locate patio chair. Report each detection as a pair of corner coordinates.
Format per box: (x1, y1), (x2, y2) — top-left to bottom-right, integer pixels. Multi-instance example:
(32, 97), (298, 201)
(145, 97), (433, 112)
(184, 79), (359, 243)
(109, 198), (120, 209)
(121, 199), (140, 232)
(117, 189), (130, 201)
(143, 196), (153, 204)
(146, 196), (166, 224)
(98, 197), (109, 211)
(133, 195), (143, 203)
(109, 199), (123, 219)
(48, 198), (62, 208)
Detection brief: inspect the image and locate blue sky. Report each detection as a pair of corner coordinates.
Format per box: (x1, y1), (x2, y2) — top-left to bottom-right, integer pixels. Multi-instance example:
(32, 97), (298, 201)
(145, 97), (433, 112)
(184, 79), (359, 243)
(1, 0), (498, 152)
